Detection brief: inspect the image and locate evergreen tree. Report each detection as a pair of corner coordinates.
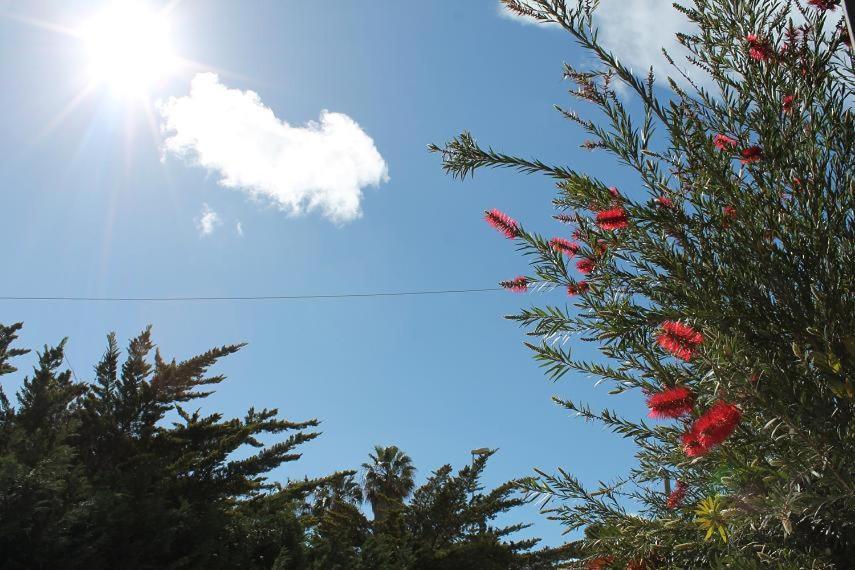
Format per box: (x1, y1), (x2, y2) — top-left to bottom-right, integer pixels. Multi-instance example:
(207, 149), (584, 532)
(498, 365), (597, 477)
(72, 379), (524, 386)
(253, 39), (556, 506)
(433, 0), (853, 567)
(307, 446), (575, 569)
(0, 329), (89, 566)
(403, 449), (576, 569)
(0, 324), (334, 569)
(306, 474), (369, 569)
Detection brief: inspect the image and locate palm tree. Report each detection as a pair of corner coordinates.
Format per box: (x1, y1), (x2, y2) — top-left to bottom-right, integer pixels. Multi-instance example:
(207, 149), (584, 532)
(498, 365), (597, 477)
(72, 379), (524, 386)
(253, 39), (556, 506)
(361, 445), (416, 523)
(313, 473), (364, 514)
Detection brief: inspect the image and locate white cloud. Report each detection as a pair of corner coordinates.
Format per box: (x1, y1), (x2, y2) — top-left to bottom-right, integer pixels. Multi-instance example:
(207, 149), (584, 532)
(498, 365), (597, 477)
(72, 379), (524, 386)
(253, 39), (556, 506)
(593, 1), (699, 85)
(195, 203), (221, 236)
(235, 221), (243, 236)
(498, 1), (704, 88)
(159, 73), (389, 224)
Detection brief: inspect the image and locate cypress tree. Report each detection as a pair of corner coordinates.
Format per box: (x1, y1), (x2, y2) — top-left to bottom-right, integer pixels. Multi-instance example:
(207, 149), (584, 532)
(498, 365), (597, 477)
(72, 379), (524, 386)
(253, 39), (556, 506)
(0, 325), (331, 569)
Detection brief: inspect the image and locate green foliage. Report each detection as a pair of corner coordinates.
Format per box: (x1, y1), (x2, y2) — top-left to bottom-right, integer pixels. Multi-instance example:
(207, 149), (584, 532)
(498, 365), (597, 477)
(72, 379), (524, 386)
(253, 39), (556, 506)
(0, 325), (569, 568)
(362, 445), (417, 524)
(0, 325), (326, 569)
(307, 449), (575, 569)
(434, 0), (854, 567)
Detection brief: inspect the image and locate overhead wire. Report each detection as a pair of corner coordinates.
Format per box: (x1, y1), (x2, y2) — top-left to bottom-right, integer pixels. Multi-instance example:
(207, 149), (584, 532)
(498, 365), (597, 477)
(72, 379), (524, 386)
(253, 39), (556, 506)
(0, 287), (504, 303)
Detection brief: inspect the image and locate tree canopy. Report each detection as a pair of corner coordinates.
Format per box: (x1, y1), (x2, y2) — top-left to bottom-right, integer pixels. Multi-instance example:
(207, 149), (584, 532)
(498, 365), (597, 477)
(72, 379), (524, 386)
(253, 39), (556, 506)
(433, 0), (853, 567)
(0, 324), (571, 569)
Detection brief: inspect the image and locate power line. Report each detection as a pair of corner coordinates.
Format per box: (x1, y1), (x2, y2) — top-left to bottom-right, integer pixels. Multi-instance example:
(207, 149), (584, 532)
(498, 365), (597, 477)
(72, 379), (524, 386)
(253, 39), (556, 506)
(0, 287), (503, 303)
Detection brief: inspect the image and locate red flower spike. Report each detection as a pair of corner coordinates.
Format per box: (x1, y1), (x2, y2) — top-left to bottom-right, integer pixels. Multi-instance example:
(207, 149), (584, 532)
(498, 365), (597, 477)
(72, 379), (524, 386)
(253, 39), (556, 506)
(722, 205), (737, 229)
(682, 430), (709, 457)
(713, 134), (738, 151)
(586, 557), (614, 570)
(667, 481), (688, 509)
(654, 196), (674, 209)
(596, 240), (609, 256)
(647, 386), (695, 419)
(608, 186), (621, 199)
(746, 34), (773, 62)
(808, 0), (840, 11)
(485, 209), (520, 239)
(550, 237), (580, 258)
(576, 258), (596, 275)
(782, 95), (796, 113)
(657, 321), (703, 361)
(693, 401), (741, 449)
(596, 207), (629, 230)
(500, 276), (528, 293)
(740, 146), (763, 164)
(567, 281), (589, 296)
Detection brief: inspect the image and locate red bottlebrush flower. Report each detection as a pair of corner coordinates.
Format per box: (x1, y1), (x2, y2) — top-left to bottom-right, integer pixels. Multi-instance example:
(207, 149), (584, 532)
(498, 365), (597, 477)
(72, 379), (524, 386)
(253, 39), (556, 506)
(586, 557), (614, 570)
(608, 186), (621, 199)
(713, 134), (738, 151)
(740, 146), (763, 164)
(657, 321), (703, 361)
(782, 95), (796, 113)
(746, 34), (773, 62)
(500, 276), (528, 293)
(667, 481), (688, 509)
(693, 400), (741, 448)
(577, 257), (596, 275)
(722, 205), (737, 229)
(626, 560), (648, 570)
(550, 237), (580, 257)
(567, 281), (589, 296)
(807, 0), (840, 11)
(654, 196), (674, 209)
(572, 229), (583, 240)
(596, 207), (629, 230)
(485, 209), (519, 239)
(749, 373), (760, 384)
(595, 239), (609, 255)
(682, 430), (708, 457)
(647, 386), (695, 419)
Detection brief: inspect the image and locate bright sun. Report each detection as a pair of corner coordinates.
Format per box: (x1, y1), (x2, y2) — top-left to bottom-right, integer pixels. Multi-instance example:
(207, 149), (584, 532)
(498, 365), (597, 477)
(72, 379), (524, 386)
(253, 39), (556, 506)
(81, 1), (175, 94)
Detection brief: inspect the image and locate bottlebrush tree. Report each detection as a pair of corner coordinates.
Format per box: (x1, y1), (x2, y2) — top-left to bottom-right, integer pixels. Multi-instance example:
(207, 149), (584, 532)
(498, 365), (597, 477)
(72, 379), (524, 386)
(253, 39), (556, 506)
(431, 0), (853, 567)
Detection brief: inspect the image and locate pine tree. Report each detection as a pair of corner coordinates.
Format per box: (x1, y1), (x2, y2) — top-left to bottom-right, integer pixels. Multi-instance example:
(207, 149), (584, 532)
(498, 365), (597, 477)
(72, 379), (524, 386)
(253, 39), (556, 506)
(432, 0), (853, 567)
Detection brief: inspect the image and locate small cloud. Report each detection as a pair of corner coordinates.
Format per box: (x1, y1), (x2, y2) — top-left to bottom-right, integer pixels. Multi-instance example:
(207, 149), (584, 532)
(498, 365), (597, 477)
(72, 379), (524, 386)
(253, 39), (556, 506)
(592, 1), (702, 87)
(235, 221), (243, 236)
(159, 73), (389, 224)
(195, 203), (221, 236)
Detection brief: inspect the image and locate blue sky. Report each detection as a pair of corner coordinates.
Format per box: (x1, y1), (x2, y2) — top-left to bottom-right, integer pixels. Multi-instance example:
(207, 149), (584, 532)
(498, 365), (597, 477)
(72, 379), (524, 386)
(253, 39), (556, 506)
(0, 0), (686, 546)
